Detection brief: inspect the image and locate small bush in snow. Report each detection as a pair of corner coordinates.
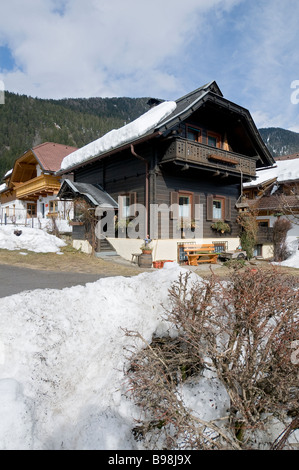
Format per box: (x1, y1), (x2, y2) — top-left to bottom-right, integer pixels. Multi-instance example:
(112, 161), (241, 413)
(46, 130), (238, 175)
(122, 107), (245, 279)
(125, 268), (299, 450)
(273, 217), (292, 262)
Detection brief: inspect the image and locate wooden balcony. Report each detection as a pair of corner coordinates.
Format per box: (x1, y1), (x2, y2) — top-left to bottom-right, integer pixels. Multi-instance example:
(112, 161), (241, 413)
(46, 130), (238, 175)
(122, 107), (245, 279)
(162, 138), (257, 178)
(256, 226), (273, 243)
(15, 174), (61, 200)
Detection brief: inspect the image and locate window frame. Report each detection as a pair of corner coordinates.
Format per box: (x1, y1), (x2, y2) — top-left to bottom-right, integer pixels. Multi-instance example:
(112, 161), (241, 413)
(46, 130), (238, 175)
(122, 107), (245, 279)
(207, 195), (231, 222)
(207, 131), (221, 148)
(118, 192), (137, 219)
(27, 202), (37, 218)
(186, 124), (202, 143)
(49, 200), (58, 214)
(178, 192), (193, 220)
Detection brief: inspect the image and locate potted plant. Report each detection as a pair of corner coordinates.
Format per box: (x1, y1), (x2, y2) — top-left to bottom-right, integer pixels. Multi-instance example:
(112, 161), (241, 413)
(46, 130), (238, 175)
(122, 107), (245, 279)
(140, 243), (153, 254)
(140, 236), (152, 254)
(211, 221), (231, 234)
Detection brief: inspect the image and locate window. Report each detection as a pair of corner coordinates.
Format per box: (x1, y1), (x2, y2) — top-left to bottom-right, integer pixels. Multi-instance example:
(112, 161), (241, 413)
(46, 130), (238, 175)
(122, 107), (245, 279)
(27, 203), (37, 218)
(49, 200), (58, 213)
(186, 124), (221, 147)
(258, 220), (269, 227)
(212, 241), (228, 253)
(118, 193), (137, 219)
(207, 195), (231, 222)
(179, 194), (191, 219)
(170, 191), (200, 222)
(212, 199), (223, 220)
(254, 244), (263, 257)
(118, 195), (129, 218)
(207, 131), (221, 148)
(186, 125), (202, 142)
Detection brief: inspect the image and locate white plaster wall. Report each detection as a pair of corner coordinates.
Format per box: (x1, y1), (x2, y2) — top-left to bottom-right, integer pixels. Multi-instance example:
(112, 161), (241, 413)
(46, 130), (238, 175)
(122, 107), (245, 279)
(107, 237), (241, 262)
(0, 197), (73, 233)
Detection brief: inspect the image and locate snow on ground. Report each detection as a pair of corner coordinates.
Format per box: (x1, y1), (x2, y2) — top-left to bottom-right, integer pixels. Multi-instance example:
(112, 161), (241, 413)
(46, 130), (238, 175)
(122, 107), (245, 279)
(0, 225), (66, 253)
(60, 100), (177, 171)
(274, 237), (299, 268)
(0, 226), (298, 449)
(0, 263), (200, 450)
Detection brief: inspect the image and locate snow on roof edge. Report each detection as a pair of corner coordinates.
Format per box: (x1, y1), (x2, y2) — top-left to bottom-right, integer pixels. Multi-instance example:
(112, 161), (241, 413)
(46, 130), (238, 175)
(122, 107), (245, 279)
(60, 100), (177, 172)
(244, 158), (299, 187)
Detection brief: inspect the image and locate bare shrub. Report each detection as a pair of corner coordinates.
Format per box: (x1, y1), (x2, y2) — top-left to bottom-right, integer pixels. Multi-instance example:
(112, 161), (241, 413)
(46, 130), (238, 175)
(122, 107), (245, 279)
(125, 268), (299, 449)
(273, 217), (292, 261)
(74, 198), (97, 253)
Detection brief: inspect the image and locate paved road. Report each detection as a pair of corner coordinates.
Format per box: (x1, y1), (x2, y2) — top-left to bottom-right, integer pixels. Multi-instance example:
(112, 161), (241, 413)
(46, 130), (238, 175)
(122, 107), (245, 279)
(0, 264), (106, 298)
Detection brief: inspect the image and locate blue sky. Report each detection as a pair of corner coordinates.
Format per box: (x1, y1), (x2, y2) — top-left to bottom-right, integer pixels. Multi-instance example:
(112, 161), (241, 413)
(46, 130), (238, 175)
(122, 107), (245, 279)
(0, 0), (299, 131)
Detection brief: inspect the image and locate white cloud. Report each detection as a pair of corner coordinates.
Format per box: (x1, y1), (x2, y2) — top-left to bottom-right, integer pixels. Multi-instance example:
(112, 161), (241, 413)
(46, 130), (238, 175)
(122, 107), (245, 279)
(1, 0), (299, 133)
(0, 0), (242, 99)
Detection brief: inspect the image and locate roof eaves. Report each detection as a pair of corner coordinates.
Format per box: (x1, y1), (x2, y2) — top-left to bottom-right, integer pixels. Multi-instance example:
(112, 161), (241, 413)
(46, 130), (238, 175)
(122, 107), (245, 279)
(59, 179), (100, 206)
(56, 131), (161, 175)
(31, 148), (48, 172)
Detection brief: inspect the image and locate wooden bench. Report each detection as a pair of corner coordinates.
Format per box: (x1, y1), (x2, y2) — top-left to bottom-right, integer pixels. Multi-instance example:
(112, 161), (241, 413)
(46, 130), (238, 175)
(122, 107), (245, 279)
(131, 253), (141, 264)
(183, 244), (218, 266)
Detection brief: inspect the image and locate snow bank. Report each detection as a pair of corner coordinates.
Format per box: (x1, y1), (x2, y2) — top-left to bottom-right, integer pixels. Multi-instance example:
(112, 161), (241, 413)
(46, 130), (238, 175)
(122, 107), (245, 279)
(274, 237), (299, 268)
(60, 100), (177, 171)
(0, 226), (66, 253)
(0, 259), (298, 450)
(0, 263), (198, 450)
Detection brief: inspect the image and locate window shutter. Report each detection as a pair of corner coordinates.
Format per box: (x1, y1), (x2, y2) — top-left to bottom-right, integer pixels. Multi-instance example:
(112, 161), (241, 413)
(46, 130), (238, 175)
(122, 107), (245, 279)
(224, 197), (231, 221)
(192, 194), (200, 220)
(170, 191), (179, 219)
(206, 195), (213, 221)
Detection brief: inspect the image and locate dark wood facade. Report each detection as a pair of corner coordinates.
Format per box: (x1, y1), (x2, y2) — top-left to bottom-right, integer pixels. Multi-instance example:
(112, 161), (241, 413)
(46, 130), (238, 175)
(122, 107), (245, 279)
(58, 82), (274, 249)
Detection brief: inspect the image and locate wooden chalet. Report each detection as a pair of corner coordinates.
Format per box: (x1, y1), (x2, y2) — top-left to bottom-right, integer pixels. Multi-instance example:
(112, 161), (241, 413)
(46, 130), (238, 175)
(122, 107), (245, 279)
(57, 81), (274, 262)
(243, 153), (299, 258)
(0, 142), (77, 229)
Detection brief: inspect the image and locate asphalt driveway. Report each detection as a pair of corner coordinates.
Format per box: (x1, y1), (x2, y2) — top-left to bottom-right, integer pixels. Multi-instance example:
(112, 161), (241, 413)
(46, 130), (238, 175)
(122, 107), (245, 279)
(0, 264), (106, 298)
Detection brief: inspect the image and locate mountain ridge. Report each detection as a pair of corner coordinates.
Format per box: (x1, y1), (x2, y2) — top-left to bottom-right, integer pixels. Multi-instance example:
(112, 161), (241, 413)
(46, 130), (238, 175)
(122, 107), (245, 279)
(1, 92), (298, 177)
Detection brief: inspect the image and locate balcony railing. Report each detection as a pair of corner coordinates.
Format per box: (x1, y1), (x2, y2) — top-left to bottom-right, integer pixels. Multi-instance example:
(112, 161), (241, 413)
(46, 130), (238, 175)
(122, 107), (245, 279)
(15, 174), (61, 199)
(256, 226), (273, 243)
(162, 138), (257, 178)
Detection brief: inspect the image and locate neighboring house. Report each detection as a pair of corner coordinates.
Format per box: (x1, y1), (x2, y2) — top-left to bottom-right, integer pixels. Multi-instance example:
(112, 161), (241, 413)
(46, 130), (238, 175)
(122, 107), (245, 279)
(243, 153), (299, 258)
(57, 81), (274, 261)
(0, 142), (77, 232)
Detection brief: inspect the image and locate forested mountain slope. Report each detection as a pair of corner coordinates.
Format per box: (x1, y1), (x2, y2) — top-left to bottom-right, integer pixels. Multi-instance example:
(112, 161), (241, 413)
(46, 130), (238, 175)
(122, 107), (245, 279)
(0, 92), (149, 176)
(1, 92), (299, 178)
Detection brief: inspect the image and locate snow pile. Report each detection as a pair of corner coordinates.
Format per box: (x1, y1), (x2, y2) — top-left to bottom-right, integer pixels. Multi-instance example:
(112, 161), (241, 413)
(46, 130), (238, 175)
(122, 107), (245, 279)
(0, 263), (199, 450)
(0, 260), (298, 450)
(0, 225), (66, 253)
(274, 237), (299, 268)
(244, 158), (299, 187)
(60, 100), (177, 171)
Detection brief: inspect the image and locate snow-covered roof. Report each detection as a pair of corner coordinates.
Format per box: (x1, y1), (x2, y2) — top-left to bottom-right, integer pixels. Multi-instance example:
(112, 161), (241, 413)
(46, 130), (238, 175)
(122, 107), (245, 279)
(59, 80), (273, 173)
(60, 100), (177, 172)
(58, 179), (118, 208)
(0, 183), (7, 193)
(4, 169), (12, 179)
(244, 158), (299, 188)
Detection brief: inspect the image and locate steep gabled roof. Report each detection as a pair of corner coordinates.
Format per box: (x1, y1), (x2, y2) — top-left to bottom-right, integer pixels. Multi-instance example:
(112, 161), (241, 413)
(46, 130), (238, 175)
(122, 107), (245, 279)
(32, 142), (78, 172)
(4, 142), (78, 188)
(57, 80), (274, 174)
(154, 81), (223, 132)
